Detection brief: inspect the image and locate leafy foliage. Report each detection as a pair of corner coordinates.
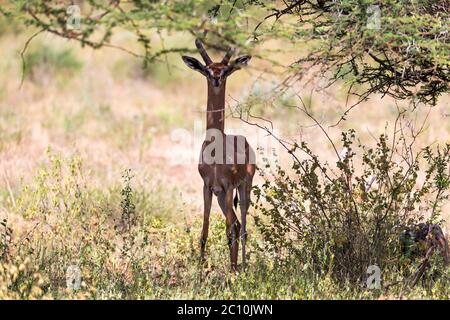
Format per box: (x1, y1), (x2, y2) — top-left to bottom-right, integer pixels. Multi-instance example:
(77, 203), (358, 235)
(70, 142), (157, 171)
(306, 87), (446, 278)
(1, 0), (448, 105)
(254, 122), (450, 288)
(257, 0), (450, 105)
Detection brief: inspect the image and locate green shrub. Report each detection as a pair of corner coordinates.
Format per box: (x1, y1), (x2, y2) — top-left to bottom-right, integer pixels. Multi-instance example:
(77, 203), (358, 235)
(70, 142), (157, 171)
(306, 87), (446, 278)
(2, 149), (185, 298)
(24, 43), (82, 83)
(254, 126), (450, 289)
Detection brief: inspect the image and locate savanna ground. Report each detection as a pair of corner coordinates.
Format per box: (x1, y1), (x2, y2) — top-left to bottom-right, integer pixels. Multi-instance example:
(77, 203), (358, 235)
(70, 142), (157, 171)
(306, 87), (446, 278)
(0, 19), (449, 299)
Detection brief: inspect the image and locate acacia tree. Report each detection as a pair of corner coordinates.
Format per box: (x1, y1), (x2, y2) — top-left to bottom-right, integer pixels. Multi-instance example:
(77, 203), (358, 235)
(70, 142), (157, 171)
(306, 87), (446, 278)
(1, 0), (448, 106)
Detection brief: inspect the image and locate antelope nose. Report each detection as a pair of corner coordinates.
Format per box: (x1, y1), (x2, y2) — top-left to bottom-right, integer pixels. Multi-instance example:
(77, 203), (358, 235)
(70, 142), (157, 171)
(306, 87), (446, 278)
(212, 79), (220, 87)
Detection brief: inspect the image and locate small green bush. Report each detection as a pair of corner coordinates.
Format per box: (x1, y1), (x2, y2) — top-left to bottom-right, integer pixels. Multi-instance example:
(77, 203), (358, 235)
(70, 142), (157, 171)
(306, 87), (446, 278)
(24, 43), (82, 83)
(1, 145), (448, 299)
(254, 127), (450, 290)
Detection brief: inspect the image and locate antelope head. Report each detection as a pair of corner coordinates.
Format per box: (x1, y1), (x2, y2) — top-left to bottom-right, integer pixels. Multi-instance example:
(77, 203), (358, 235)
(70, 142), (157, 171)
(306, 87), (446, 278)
(182, 39), (251, 88)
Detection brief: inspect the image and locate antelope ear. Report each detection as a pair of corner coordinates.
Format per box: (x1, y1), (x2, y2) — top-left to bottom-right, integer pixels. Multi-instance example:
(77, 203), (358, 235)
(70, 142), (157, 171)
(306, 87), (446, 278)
(182, 56), (206, 76)
(223, 55), (251, 77)
(233, 55), (251, 68)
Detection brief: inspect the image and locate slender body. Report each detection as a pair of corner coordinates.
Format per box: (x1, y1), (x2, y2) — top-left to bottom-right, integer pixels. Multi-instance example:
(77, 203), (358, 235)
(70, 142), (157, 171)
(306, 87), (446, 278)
(182, 40), (255, 271)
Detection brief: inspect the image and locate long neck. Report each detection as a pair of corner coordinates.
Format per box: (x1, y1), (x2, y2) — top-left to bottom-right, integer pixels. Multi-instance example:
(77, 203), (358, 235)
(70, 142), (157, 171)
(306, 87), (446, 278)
(206, 81), (226, 133)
